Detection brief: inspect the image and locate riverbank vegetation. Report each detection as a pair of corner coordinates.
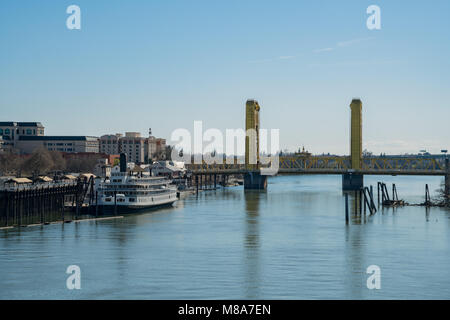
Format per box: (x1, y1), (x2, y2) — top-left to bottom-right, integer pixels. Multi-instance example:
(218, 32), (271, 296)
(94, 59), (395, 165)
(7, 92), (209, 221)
(0, 148), (100, 177)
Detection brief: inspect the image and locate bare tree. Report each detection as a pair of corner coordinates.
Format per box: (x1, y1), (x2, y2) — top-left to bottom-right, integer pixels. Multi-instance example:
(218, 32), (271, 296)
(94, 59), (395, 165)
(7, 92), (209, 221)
(436, 181), (449, 207)
(165, 145), (173, 160)
(0, 153), (24, 175)
(48, 151), (66, 171)
(152, 145), (173, 161)
(21, 147), (54, 176)
(66, 155), (100, 173)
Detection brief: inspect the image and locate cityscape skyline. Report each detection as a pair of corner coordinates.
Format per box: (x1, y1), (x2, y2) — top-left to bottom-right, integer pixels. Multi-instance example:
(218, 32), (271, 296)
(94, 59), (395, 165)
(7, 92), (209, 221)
(1, 0), (449, 155)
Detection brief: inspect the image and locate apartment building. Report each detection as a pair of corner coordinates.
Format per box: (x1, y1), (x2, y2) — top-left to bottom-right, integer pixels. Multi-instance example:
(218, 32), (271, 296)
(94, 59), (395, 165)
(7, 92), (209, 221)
(121, 132), (146, 164)
(100, 132), (166, 164)
(99, 134), (122, 155)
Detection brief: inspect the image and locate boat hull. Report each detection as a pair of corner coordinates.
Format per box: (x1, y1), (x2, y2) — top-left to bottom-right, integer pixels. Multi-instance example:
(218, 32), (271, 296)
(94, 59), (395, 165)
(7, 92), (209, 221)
(96, 198), (177, 214)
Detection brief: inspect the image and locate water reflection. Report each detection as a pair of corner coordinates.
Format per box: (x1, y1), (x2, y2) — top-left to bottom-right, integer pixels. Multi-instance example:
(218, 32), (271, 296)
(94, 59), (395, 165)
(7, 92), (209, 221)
(344, 191), (367, 225)
(344, 206), (365, 299)
(243, 190), (263, 298)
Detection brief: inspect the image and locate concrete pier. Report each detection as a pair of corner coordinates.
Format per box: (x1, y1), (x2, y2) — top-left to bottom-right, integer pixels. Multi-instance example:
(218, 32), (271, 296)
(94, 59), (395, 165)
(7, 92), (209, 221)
(342, 173), (364, 191)
(244, 172), (267, 190)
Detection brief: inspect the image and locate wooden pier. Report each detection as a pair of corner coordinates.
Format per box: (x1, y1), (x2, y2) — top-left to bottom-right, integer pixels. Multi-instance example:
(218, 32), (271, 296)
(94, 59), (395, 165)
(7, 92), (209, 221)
(0, 177), (96, 228)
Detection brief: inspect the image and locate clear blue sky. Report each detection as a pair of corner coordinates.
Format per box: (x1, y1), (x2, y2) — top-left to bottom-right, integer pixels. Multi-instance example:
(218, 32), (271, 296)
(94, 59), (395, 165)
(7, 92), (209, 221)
(1, 0), (449, 155)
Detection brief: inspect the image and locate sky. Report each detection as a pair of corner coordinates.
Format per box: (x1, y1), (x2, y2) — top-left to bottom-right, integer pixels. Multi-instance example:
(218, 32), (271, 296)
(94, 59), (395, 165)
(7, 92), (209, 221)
(1, 0), (449, 155)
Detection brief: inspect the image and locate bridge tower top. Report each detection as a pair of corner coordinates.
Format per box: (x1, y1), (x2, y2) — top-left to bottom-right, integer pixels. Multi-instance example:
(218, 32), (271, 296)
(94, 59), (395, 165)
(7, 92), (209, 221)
(245, 99), (260, 170)
(350, 99), (363, 170)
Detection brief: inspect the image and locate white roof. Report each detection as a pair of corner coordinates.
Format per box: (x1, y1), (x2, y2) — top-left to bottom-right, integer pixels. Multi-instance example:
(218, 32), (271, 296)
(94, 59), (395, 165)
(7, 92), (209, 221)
(6, 177), (33, 184)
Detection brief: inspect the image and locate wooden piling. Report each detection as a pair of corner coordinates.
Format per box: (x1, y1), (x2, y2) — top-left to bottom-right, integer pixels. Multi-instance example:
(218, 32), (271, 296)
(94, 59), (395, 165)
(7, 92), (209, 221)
(195, 175), (199, 194)
(114, 191), (117, 216)
(345, 193), (349, 224)
(359, 189), (362, 215)
(95, 191), (99, 217)
(363, 190), (366, 215)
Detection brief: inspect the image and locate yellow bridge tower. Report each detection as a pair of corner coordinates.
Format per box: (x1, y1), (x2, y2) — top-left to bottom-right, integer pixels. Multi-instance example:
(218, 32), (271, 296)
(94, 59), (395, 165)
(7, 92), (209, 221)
(245, 99), (260, 170)
(343, 98), (364, 190)
(350, 99), (363, 170)
(244, 99), (267, 190)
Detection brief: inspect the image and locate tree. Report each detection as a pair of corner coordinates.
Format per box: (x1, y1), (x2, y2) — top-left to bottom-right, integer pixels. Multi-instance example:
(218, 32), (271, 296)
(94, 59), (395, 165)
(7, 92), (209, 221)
(21, 147), (54, 176)
(66, 156), (99, 173)
(49, 151), (66, 171)
(165, 145), (173, 160)
(0, 153), (24, 175)
(436, 181), (449, 207)
(153, 145), (174, 161)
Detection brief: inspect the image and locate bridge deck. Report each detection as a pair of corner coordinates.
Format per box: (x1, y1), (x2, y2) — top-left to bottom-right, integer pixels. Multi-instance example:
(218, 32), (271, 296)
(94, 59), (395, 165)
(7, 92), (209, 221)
(186, 156), (448, 176)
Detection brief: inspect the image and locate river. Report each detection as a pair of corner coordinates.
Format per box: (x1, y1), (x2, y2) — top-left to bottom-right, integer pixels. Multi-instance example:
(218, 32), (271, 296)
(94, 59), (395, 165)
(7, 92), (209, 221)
(1, 175), (449, 299)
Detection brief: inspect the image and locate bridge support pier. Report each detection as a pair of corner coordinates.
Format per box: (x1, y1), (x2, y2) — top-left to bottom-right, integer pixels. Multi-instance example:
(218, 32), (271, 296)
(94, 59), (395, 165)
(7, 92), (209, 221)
(244, 172), (267, 190)
(342, 173), (363, 191)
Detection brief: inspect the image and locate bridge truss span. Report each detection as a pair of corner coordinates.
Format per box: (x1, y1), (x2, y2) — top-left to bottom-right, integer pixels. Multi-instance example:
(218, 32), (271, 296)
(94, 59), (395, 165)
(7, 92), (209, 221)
(186, 156), (446, 176)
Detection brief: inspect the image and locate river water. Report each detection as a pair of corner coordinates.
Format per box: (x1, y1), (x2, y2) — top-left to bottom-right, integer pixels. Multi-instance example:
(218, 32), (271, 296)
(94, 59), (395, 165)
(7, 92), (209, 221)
(1, 175), (449, 299)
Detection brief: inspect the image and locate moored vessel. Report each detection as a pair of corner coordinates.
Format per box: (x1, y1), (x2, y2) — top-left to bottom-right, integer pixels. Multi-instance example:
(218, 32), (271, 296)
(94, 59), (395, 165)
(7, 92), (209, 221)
(96, 167), (177, 213)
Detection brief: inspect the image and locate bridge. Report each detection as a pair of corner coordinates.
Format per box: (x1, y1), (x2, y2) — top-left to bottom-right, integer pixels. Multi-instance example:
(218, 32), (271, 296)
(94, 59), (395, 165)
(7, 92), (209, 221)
(188, 156), (447, 176)
(185, 99), (449, 196)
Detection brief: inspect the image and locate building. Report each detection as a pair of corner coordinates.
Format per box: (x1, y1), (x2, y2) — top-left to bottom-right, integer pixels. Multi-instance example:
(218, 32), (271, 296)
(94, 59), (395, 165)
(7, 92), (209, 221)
(120, 132), (147, 164)
(3, 177), (33, 188)
(93, 158), (112, 178)
(99, 134), (122, 155)
(0, 122), (45, 141)
(100, 131), (166, 164)
(0, 135), (15, 153)
(0, 136), (5, 154)
(155, 138), (166, 155)
(16, 136), (99, 154)
(0, 122), (45, 153)
(151, 160), (186, 178)
(0, 121), (101, 155)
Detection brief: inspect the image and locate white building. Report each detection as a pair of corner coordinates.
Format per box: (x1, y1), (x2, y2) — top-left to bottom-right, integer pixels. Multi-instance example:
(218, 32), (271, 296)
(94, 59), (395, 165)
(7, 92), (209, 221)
(16, 136), (99, 154)
(151, 161), (186, 178)
(94, 158), (112, 178)
(0, 122), (45, 153)
(0, 121), (100, 154)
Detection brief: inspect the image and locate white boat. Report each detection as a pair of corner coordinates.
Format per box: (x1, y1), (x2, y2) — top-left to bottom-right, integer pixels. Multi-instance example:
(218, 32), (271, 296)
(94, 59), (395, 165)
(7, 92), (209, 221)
(96, 170), (177, 213)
